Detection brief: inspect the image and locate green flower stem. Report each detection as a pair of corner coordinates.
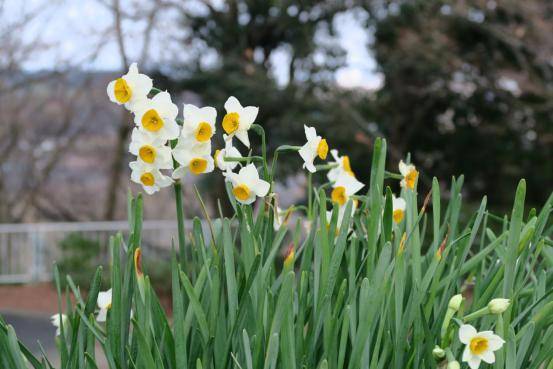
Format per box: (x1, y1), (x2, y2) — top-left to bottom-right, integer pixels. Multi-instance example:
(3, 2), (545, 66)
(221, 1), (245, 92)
(496, 313), (505, 368)
(440, 307), (456, 347)
(315, 163), (339, 171)
(463, 307), (490, 322)
(251, 124), (269, 181)
(445, 348), (456, 362)
(308, 172), (313, 218)
(174, 181), (187, 272)
(269, 145), (302, 190)
(384, 171), (403, 180)
(224, 156), (264, 163)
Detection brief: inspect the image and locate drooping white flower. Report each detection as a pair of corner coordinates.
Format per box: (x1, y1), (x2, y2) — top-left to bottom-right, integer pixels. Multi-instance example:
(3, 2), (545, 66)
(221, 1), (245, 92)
(224, 163), (270, 205)
(50, 313), (68, 336)
(459, 324), (505, 369)
(215, 135), (242, 172)
(107, 63), (152, 111)
(96, 289), (112, 323)
(399, 160), (419, 190)
(133, 91), (180, 141)
(330, 172), (364, 207)
(392, 194), (406, 223)
(180, 104), (217, 143)
(299, 125), (328, 173)
(488, 298), (510, 314)
(222, 96), (258, 148)
(172, 137), (214, 178)
(129, 128), (172, 169)
(130, 161), (173, 195)
(327, 149), (354, 182)
(273, 206), (293, 231)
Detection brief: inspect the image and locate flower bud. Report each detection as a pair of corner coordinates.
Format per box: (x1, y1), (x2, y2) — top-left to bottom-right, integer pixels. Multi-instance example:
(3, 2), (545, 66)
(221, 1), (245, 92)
(448, 294), (463, 311)
(447, 361), (460, 369)
(432, 345), (445, 359)
(488, 298), (510, 314)
(283, 244), (295, 270)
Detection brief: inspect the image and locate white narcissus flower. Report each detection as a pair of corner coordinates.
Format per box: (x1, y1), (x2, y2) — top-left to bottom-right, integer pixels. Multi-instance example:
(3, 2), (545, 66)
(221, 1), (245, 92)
(488, 298), (510, 314)
(224, 163), (270, 205)
(222, 96), (258, 148)
(96, 289), (112, 323)
(180, 104), (217, 143)
(50, 313), (68, 336)
(299, 125), (329, 173)
(327, 149), (354, 182)
(107, 63), (152, 111)
(172, 138), (214, 178)
(129, 128), (172, 169)
(399, 160), (419, 190)
(215, 135), (242, 172)
(130, 161), (173, 195)
(459, 324), (505, 369)
(330, 173), (364, 207)
(133, 91), (180, 141)
(392, 194), (406, 223)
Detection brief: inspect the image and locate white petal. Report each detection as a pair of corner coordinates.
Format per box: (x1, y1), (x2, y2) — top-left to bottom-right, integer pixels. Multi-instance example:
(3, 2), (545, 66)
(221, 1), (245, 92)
(204, 156), (215, 173)
(399, 160), (408, 176)
(240, 106), (258, 128)
(127, 62), (138, 75)
(330, 149), (340, 162)
(298, 142), (317, 166)
(303, 160), (316, 173)
(224, 171), (241, 186)
(106, 80), (118, 104)
(132, 74), (153, 97)
(97, 289), (112, 309)
(459, 324), (477, 344)
(253, 179), (270, 197)
(153, 91), (178, 119)
(199, 106), (217, 125)
(163, 119), (180, 140)
(235, 130), (250, 148)
(468, 356), (481, 369)
(224, 96), (243, 112)
(393, 196), (406, 211)
(462, 346), (472, 362)
(143, 185), (158, 195)
(304, 125), (317, 141)
(480, 350), (495, 364)
(240, 164), (259, 187)
(156, 146), (174, 169)
(96, 308), (107, 323)
(173, 167), (186, 179)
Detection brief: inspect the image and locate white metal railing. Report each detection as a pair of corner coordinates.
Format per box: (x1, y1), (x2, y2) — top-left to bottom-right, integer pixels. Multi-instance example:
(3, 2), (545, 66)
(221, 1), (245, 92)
(0, 220), (189, 284)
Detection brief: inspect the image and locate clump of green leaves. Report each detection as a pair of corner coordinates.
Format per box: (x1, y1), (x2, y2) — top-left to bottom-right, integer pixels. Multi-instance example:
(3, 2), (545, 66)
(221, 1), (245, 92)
(1, 138), (552, 369)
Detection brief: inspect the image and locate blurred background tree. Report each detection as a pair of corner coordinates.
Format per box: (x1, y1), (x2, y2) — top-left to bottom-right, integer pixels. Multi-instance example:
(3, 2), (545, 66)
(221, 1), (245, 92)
(0, 0), (551, 222)
(360, 0), (553, 206)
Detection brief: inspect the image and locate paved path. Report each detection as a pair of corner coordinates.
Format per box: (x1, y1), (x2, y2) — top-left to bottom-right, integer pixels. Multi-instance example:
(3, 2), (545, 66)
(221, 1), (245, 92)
(2, 311), (57, 359)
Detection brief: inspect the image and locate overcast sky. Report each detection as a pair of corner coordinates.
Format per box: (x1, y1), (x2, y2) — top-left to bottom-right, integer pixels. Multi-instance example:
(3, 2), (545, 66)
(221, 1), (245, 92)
(2, 0), (383, 90)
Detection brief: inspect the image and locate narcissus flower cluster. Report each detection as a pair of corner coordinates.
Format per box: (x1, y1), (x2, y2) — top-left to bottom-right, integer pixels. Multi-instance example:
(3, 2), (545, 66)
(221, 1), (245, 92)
(107, 63), (420, 213)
